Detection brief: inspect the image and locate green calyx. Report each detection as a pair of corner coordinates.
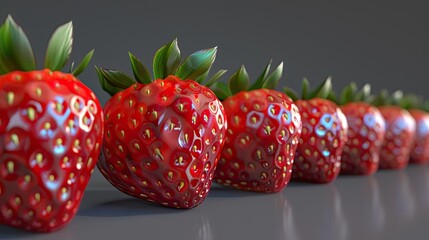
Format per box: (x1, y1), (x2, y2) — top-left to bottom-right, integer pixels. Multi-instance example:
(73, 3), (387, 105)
(422, 101), (429, 112)
(371, 89), (415, 108)
(371, 89), (391, 106)
(283, 76), (333, 101)
(390, 91), (427, 111)
(0, 15), (93, 76)
(211, 60), (284, 101)
(96, 38), (225, 96)
(330, 82), (373, 105)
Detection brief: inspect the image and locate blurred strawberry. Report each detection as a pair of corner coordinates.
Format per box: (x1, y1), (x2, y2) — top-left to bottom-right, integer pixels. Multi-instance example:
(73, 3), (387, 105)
(373, 90), (416, 169)
(398, 95), (429, 164)
(334, 83), (386, 175)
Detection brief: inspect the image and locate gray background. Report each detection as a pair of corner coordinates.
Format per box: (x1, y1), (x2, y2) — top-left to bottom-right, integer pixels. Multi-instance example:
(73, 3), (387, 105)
(1, 0), (427, 187)
(1, 1), (429, 239)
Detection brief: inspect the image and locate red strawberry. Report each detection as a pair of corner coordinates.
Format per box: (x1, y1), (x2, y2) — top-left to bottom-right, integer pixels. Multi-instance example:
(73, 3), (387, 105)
(409, 109), (429, 164)
(397, 95), (429, 164)
(337, 83), (386, 175)
(96, 40), (227, 208)
(211, 63), (302, 192)
(373, 90), (416, 169)
(285, 78), (348, 183)
(0, 16), (102, 232)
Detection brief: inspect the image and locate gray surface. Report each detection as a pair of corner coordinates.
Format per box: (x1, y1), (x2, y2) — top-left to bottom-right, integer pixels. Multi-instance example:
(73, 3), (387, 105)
(1, 165), (429, 240)
(2, 0), (429, 239)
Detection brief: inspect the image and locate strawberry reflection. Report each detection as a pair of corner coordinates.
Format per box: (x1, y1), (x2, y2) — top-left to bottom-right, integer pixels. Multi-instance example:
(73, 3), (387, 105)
(406, 166), (429, 214)
(205, 185), (289, 239)
(376, 170), (415, 227)
(284, 183), (348, 239)
(335, 176), (385, 239)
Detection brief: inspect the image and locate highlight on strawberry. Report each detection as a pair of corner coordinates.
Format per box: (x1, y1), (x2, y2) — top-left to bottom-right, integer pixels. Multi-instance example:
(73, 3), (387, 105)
(0, 16), (102, 232)
(95, 39), (227, 209)
(284, 77), (348, 183)
(332, 83), (386, 175)
(372, 90), (416, 169)
(210, 61), (302, 193)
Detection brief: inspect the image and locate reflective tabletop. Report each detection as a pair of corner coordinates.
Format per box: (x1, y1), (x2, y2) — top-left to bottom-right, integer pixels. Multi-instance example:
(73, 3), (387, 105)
(1, 165), (429, 240)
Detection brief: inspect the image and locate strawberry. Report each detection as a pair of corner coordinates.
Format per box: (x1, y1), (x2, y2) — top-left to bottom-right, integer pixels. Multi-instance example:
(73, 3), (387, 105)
(397, 95), (429, 164)
(0, 16), (102, 232)
(409, 107), (429, 164)
(211, 62), (302, 192)
(373, 90), (416, 169)
(409, 109), (429, 164)
(96, 39), (227, 208)
(284, 78), (348, 183)
(335, 83), (386, 175)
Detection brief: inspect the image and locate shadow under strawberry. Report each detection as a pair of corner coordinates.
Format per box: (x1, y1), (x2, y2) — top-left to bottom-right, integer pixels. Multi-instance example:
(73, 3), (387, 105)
(207, 184), (276, 198)
(0, 225), (34, 239)
(76, 190), (180, 217)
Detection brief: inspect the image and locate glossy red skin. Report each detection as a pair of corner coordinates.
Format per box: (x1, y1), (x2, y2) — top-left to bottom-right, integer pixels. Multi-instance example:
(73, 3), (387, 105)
(214, 89), (302, 193)
(0, 70), (103, 232)
(408, 109), (429, 164)
(340, 102), (385, 175)
(98, 76), (226, 209)
(378, 106), (416, 169)
(292, 98), (348, 183)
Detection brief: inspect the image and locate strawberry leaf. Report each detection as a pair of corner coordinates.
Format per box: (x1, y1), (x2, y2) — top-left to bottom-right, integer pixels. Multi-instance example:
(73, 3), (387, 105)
(360, 84), (371, 101)
(129, 52), (152, 84)
(153, 39), (181, 79)
(327, 89), (337, 103)
(0, 15), (36, 72)
(0, 60), (8, 74)
(211, 82), (231, 101)
(283, 87), (299, 101)
(153, 42), (169, 79)
(309, 76), (332, 99)
(166, 38), (181, 76)
(95, 67), (124, 96)
(195, 69), (210, 84)
(205, 69), (227, 87)
(339, 82), (357, 105)
(96, 67), (136, 89)
(249, 59), (272, 90)
(229, 65), (249, 95)
(176, 47), (217, 81)
(372, 89), (390, 106)
(45, 21), (73, 71)
(262, 62), (283, 90)
(422, 100), (429, 112)
(71, 49), (94, 77)
(301, 78), (310, 99)
(391, 90), (404, 106)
